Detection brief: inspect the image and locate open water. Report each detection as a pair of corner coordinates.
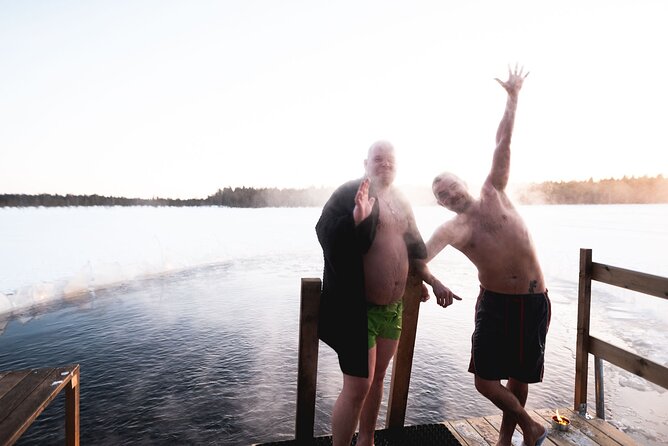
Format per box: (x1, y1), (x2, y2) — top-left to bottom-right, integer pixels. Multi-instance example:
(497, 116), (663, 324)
(0, 204), (666, 445)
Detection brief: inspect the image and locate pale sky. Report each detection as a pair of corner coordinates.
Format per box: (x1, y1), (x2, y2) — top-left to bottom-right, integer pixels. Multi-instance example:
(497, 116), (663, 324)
(1, 1), (667, 199)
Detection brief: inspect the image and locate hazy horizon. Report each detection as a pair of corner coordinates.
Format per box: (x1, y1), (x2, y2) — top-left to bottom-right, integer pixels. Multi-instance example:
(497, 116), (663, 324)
(1, 173), (665, 202)
(2, 2), (666, 199)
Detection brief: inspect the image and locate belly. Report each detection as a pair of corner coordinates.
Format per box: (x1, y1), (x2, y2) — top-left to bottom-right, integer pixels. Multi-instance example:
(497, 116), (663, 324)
(472, 251), (546, 294)
(363, 232), (409, 305)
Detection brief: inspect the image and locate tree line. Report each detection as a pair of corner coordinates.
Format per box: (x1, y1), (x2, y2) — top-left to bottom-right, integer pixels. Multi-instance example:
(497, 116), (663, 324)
(1, 175), (666, 208)
(0, 186), (334, 208)
(514, 175), (668, 204)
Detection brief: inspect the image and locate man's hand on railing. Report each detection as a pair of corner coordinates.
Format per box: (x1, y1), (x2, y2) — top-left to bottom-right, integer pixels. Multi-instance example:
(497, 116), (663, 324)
(420, 282), (430, 302)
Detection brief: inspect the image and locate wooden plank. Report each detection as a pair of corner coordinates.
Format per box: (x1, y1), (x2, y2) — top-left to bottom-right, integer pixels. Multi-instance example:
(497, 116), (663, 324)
(538, 408), (620, 446)
(0, 370), (30, 401)
(561, 408), (639, 446)
(574, 248), (593, 412)
(442, 421), (471, 446)
(295, 278), (321, 441)
(526, 409), (574, 446)
(527, 410), (561, 446)
(0, 368), (55, 424)
(589, 336), (668, 390)
(533, 409), (601, 446)
(484, 414), (547, 446)
(448, 419), (489, 446)
(0, 366), (76, 446)
(468, 416), (500, 445)
(386, 272), (421, 428)
(591, 263), (668, 300)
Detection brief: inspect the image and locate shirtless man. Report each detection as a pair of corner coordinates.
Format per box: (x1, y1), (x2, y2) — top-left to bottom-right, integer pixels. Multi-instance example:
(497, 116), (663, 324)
(316, 140), (450, 446)
(426, 66), (550, 446)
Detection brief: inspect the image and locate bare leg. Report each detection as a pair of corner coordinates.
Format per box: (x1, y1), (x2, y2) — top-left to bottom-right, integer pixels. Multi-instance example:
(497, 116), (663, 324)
(474, 376), (545, 446)
(497, 379), (528, 446)
(356, 338), (399, 446)
(331, 350), (375, 446)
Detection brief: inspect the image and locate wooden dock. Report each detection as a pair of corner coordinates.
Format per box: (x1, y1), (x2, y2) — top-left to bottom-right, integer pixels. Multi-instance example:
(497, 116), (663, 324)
(0, 364), (80, 446)
(257, 406), (639, 445)
(280, 250), (666, 446)
(446, 407), (639, 446)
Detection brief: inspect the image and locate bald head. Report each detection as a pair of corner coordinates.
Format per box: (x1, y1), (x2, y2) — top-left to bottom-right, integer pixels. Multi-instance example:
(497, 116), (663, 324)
(367, 140), (394, 158)
(432, 172), (464, 189)
(432, 171), (472, 213)
(365, 140), (397, 188)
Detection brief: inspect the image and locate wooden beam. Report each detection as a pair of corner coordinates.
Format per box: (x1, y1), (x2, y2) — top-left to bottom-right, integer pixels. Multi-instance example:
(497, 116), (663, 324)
(589, 336), (668, 390)
(0, 365), (79, 446)
(66, 365), (80, 446)
(591, 262), (668, 300)
(386, 272), (421, 428)
(295, 278), (321, 441)
(574, 248), (592, 412)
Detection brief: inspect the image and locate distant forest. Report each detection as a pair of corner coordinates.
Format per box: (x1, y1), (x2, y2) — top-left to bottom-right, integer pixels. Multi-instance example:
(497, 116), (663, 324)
(514, 175), (668, 205)
(0, 186), (333, 208)
(1, 175), (666, 208)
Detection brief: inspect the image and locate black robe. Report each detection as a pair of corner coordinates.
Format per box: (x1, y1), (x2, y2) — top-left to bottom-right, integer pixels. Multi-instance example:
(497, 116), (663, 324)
(315, 178), (427, 377)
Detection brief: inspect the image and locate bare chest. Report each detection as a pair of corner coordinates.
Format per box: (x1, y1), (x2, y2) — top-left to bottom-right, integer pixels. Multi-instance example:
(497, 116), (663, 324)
(376, 195), (408, 234)
(459, 207), (527, 255)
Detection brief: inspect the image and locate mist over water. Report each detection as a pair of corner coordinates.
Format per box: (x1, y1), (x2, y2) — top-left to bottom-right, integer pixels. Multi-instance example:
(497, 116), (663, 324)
(0, 205), (666, 445)
(0, 206), (318, 316)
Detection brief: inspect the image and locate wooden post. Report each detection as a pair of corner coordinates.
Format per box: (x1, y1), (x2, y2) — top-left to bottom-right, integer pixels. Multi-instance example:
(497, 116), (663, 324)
(65, 365), (80, 446)
(386, 272), (422, 428)
(295, 278), (321, 441)
(594, 356), (605, 419)
(574, 248), (593, 413)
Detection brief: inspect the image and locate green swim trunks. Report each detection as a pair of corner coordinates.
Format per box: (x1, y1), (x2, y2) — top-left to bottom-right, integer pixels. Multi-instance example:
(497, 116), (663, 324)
(367, 300), (403, 348)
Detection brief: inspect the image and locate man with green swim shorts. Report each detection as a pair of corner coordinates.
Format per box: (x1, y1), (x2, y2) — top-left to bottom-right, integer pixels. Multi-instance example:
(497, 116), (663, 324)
(316, 140), (458, 446)
(366, 300), (403, 348)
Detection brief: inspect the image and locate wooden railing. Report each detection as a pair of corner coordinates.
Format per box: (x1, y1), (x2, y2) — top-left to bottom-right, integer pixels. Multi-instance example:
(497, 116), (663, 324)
(295, 273), (423, 442)
(574, 248), (668, 419)
(297, 249), (668, 440)
(0, 364), (80, 446)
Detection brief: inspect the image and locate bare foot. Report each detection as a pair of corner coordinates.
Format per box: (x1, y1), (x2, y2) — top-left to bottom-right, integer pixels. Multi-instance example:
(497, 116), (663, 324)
(522, 424), (547, 446)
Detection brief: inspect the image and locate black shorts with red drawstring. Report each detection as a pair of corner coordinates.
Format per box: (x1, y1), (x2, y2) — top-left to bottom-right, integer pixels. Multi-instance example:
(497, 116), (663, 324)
(468, 287), (551, 383)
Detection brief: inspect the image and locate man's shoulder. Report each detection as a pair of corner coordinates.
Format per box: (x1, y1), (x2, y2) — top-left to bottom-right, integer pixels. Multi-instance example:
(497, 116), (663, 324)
(430, 214), (469, 250)
(443, 213), (467, 231)
(433, 212), (466, 235)
(480, 183), (513, 208)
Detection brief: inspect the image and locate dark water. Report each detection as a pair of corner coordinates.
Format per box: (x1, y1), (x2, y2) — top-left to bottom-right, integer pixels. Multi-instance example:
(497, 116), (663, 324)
(1, 258), (312, 445)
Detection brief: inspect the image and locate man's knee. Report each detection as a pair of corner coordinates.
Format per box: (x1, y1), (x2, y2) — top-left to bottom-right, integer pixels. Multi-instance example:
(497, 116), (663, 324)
(342, 374), (373, 404)
(474, 375), (499, 396)
(371, 366), (388, 385)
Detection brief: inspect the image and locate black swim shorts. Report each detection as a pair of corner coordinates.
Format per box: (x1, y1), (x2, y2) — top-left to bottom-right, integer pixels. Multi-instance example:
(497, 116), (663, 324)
(468, 287), (551, 383)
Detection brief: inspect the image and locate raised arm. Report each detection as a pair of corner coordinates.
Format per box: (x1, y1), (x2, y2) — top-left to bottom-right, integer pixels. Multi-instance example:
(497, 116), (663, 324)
(487, 64), (528, 191)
